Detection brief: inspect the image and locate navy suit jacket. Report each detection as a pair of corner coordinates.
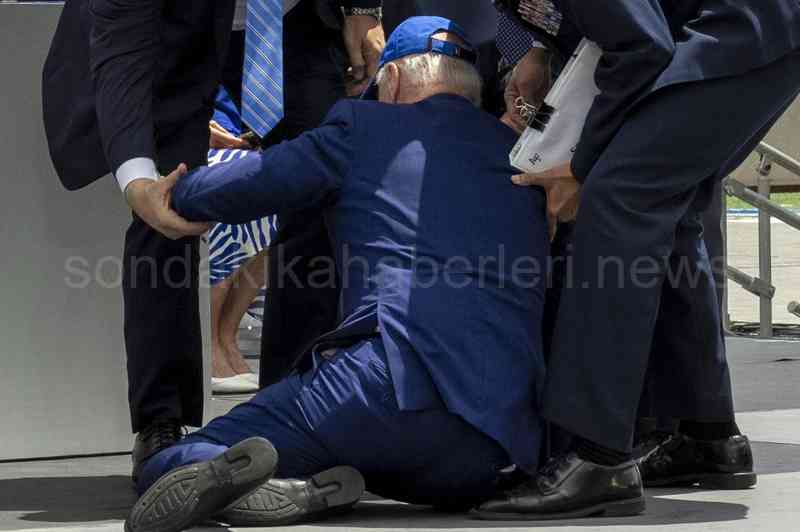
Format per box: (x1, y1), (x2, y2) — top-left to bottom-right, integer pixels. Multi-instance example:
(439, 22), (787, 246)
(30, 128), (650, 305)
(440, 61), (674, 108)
(505, 0), (800, 181)
(42, 0), (381, 191)
(42, 0), (235, 190)
(173, 94), (550, 472)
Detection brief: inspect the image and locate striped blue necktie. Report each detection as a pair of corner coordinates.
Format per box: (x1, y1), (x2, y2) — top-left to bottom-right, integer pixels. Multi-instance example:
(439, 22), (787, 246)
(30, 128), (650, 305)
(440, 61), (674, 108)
(242, 0), (284, 138)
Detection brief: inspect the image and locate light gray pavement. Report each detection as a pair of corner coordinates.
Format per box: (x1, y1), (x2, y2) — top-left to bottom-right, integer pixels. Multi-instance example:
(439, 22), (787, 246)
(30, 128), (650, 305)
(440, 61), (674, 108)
(2, 335), (800, 532)
(726, 217), (800, 326)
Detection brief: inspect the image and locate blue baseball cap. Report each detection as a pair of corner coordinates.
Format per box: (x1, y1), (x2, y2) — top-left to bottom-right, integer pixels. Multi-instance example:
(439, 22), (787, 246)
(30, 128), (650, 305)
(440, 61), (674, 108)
(362, 16), (478, 100)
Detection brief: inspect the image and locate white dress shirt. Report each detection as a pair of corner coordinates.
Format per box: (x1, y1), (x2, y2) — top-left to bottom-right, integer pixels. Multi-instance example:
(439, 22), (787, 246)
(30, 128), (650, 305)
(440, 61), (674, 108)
(115, 0), (302, 192)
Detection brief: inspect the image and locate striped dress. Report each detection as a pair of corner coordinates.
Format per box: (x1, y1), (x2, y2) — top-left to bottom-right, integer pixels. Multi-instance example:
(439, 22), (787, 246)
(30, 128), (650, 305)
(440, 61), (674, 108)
(205, 148), (276, 319)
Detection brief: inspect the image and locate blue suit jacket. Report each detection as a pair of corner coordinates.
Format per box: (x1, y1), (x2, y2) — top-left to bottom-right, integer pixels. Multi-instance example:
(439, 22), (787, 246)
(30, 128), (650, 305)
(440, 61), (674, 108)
(173, 94), (550, 473)
(505, 0), (800, 181)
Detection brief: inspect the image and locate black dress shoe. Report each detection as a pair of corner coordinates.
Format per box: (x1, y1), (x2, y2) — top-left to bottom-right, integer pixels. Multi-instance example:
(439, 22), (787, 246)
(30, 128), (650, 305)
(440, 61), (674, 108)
(473, 452), (645, 521)
(132, 419), (184, 484)
(633, 430), (674, 461)
(125, 437), (278, 532)
(639, 434), (757, 489)
(219, 466), (365, 526)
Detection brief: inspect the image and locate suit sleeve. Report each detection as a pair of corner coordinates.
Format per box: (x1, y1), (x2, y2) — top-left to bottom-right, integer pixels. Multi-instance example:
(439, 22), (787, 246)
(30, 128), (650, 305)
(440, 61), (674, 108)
(88, 0), (162, 178)
(496, 11), (548, 66)
(563, 0), (675, 181)
(172, 102), (355, 224)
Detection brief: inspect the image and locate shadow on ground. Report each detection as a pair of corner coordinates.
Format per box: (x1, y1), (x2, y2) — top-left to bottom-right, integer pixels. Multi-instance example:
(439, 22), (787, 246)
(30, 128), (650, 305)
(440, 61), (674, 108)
(0, 474), (751, 530)
(296, 493), (749, 530)
(0, 475), (135, 524)
(9, 440), (798, 531)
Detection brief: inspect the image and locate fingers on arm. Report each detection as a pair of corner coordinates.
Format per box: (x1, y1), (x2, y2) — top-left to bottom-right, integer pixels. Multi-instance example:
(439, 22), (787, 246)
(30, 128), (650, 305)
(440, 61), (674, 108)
(157, 164), (208, 238)
(160, 209), (212, 239)
(512, 171), (549, 186)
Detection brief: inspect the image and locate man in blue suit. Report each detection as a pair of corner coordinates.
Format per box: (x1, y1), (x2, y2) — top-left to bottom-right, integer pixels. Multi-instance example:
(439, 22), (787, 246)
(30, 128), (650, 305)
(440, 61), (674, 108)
(473, 0), (800, 521)
(123, 17), (549, 532)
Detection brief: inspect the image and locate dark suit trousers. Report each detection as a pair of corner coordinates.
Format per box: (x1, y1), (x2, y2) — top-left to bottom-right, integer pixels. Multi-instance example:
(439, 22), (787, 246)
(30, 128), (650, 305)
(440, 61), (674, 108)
(543, 50), (800, 452)
(258, 1), (349, 386)
(257, 1), (422, 385)
(221, 29), (245, 110)
(702, 180), (726, 312)
(123, 215), (204, 433)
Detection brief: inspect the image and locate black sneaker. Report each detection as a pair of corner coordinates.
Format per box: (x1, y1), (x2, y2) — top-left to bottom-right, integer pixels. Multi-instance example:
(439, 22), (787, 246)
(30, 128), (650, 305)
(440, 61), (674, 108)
(640, 434), (757, 489)
(132, 419), (184, 484)
(219, 466), (365, 526)
(125, 437), (279, 532)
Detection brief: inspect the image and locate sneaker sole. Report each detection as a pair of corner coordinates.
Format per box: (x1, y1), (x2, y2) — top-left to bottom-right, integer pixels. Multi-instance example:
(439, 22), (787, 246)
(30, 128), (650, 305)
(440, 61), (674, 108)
(125, 437), (278, 532)
(646, 471), (757, 490)
(471, 496), (646, 521)
(220, 466), (365, 526)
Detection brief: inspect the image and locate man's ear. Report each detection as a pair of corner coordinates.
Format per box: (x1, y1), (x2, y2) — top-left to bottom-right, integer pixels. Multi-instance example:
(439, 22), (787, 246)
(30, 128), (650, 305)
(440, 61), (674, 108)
(378, 63), (401, 103)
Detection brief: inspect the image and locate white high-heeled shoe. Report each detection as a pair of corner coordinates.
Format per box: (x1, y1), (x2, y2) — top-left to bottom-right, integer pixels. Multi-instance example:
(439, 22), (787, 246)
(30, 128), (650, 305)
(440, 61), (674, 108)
(212, 375), (259, 395)
(241, 373), (260, 386)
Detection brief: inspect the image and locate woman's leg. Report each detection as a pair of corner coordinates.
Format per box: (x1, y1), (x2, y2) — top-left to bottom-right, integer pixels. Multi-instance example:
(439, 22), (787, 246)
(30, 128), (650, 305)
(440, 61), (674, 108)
(219, 250), (268, 375)
(211, 276), (237, 378)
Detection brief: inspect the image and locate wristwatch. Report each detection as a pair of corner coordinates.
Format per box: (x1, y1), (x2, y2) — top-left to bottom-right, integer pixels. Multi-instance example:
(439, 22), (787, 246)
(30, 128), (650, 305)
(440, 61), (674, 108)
(341, 6), (383, 22)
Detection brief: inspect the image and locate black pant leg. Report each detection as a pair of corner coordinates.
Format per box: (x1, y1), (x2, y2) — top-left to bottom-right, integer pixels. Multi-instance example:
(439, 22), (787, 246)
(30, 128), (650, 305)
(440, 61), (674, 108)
(260, 214), (340, 386)
(702, 180), (726, 313)
(541, 222), (577, 458)
(221, 30), (246, 110)
(637, 113), (791, 440)
(646, 192), (734, 424)
(259, 4), (348, 386)
(382, 1), (419, 35)
(123, 215), (204, 433)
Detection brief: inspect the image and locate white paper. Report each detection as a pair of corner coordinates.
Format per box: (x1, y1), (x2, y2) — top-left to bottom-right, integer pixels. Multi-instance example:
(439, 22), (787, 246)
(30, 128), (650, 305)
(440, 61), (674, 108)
(510, 39), (603, 174)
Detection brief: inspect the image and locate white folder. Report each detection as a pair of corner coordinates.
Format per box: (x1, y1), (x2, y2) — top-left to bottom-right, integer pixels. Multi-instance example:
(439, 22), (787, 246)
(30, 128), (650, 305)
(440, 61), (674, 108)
(510, 39), (603, 173)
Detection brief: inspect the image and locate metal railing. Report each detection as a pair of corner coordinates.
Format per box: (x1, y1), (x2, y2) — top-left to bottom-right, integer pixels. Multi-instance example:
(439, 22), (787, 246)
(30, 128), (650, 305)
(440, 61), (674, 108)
(723, 142), (800, 338)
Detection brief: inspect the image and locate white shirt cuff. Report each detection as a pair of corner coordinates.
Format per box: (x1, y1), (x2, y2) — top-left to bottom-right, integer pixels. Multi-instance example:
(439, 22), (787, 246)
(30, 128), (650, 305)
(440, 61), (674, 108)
(115, 157), (159, 193)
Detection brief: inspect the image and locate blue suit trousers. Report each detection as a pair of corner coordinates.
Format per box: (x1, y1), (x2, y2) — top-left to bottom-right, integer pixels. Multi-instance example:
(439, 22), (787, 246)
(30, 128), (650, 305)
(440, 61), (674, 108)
(138, 338), (510, 508)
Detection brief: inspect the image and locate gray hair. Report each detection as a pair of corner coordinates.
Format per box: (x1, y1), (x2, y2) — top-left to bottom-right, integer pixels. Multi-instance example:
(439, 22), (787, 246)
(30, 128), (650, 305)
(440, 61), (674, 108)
(374, 52), (483, 106)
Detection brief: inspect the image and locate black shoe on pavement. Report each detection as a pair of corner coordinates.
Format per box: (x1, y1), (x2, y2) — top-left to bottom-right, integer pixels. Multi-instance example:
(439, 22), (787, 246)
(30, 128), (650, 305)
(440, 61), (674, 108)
(639, 434), (757, 489)
(219, 466), (365, 527)
(633, 430), (674, 461)
(125, 437), (279, 532)
(132, 419), (184, 484)
(472, 451), (645, 521)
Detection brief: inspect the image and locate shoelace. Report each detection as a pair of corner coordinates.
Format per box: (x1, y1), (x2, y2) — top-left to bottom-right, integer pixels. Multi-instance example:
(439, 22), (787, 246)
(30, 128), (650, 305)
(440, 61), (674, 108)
(641, 434), (685, 470)
(142, 420), (184, 450)
(540, 453), (572, 484)
(504, 453), (581, 496)
(636, 431), (674, 460)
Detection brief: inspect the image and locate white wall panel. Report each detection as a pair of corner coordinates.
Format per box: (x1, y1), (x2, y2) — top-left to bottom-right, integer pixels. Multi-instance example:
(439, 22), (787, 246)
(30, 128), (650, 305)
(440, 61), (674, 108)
(0, 4), (211, 460)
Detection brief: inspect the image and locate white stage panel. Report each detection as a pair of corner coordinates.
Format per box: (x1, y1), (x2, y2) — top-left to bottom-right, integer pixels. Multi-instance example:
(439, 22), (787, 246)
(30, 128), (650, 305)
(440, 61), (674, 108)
(0, 4), (211, 460)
